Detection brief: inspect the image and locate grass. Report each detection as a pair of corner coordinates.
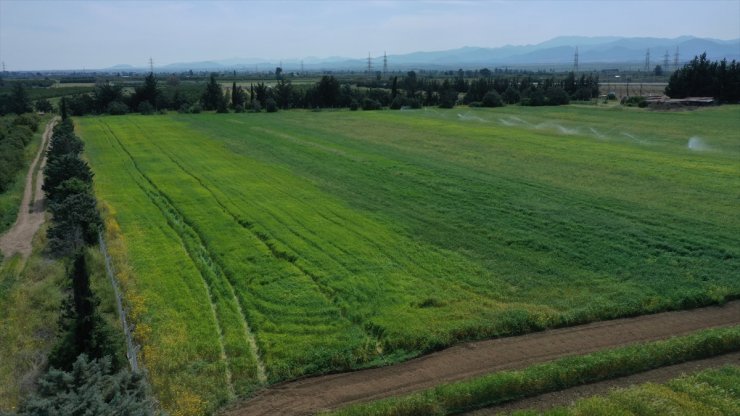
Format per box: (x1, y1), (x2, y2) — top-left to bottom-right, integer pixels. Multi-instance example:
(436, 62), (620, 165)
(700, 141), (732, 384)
(512, 365), (740, 416)
(326, 326), (740, 416)
(0, 227), (65, 411)
(76, 105), (740, 415)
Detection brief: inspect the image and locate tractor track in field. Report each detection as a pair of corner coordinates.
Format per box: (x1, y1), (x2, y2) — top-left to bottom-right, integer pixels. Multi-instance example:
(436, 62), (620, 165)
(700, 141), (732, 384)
(0, 117), (57, 260)
(224, 301), (740, 416)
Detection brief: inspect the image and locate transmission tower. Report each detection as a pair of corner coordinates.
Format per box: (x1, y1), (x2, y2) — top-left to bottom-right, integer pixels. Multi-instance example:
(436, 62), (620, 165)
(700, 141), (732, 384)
(1, 61), (5, 74)
(663, 50), (669, 70)
(573, 46), (579, 72)
(383, 51), (388, 74)
(300, 60), (304, 73)
(149, 57), (154, 73)
(673, 46), (680, 70)
(644, 48), (650, 71)
(367, 52), (373, 73)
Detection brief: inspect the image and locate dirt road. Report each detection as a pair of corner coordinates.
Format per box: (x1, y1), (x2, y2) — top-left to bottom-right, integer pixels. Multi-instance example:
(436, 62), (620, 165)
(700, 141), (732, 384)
(0, 117), (57, 260)
(226, 301), (740, 416)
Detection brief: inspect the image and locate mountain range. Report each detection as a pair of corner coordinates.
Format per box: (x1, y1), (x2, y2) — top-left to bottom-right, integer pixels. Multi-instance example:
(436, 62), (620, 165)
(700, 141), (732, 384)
(107, 36), (740, 72)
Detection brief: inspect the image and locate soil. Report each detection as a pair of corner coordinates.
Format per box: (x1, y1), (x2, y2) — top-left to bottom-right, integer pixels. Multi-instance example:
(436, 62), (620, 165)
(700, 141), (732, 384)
(224, 301), (740, 416)
(467, 351), (740, 415)
(0, 118), (57, 260)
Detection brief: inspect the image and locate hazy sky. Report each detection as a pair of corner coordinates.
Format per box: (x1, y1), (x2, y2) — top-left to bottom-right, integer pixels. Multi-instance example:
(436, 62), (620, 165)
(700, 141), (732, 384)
(1, 0), (739, 70)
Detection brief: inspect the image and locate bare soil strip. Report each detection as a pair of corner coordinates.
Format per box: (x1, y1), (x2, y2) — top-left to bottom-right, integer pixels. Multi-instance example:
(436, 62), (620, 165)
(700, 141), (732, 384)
(226, 301), (740, 416)
(466, 351), (740, 415)
(0, 118), (57, 260)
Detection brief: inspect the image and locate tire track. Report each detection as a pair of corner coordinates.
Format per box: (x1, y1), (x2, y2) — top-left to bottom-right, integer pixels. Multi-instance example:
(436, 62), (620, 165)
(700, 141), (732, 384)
(100, 121), (243, 398)
(127, 120), (379, 349)
(224, 301), (740, 416)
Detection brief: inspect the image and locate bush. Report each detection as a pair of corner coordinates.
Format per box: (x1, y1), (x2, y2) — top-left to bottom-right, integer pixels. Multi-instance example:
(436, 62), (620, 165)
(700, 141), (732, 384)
(138, 101), (154, 115)
(349, 99), (359, 111)
(622, 96), (646, 107)
(189, 103), (202, 114)
(251, 100), (262, 113)
(438, 90), (458, 109)
(13, 113), (41, 132)
(390, 96), (403, 110)
(481, 91), (503, 107)
(265, 98), (278, 113)
(35, 99), (54, 113)
(362, 98), (381, 110)
(106, 101), (129, 115)
(503, 86), (521, 104)
(234, 104), (245, 113)
(545, 87), (570, 106)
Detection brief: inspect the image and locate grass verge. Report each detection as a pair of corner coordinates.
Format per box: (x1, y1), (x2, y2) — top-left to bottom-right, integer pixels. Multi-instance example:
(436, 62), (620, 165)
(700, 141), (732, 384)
(513, 365), (739, 415)
(327, 325), (740, 416)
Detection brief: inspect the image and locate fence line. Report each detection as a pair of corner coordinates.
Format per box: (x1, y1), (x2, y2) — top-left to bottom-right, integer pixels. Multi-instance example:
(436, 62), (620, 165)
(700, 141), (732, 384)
(98, 231), (140, 373)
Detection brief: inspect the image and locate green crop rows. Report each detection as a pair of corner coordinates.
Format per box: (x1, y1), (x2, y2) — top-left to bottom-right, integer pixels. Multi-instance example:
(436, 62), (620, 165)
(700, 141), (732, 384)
(77, 105), (740, 415)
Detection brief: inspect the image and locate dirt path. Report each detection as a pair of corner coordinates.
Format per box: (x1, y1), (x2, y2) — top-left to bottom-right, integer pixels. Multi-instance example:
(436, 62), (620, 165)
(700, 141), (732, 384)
(225, 301), (740, 416)
(467, 351), (740, 415)
(0, 117), (57, 260)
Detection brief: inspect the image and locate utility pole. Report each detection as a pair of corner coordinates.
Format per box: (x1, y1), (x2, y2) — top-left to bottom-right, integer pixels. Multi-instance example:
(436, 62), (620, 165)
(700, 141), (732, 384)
(367, 52), (373, 73)
(663, 50), (669, 71)
(383, 51), (388, 75)
(573, 46), (579, 72)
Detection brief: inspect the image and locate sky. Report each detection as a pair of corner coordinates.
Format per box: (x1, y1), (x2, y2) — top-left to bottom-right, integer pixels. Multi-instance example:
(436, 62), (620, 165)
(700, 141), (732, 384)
(1, 0), (739, 71)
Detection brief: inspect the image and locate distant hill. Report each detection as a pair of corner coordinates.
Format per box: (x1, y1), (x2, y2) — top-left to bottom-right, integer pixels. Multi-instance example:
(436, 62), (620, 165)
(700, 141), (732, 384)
(104, 36), (740, 72)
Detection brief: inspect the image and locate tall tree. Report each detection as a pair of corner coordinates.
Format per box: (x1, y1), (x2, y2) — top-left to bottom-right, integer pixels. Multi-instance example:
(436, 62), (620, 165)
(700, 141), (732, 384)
(132, 72), (159, 110)
(201, 73), (226, 111)
(9, 82), (33, 114)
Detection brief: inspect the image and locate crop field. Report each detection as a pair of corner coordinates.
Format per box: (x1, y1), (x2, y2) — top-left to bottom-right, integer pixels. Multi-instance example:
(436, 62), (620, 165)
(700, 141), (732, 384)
(77, 105), (740, 415)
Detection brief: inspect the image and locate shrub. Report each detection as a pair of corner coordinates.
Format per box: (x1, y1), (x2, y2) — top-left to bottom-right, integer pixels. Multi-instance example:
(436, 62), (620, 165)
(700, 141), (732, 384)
(138, 101), (154, 115)
(189, 103), (202, 114)
(265, 98), (278, 113)
(107, 101), (129, 115)
(503, 86), (521, 104)
(349, 99), (359, 111)
(481, 91), (503, 107)
(545, 87), (570, 105)
(362, 98), (381, 110)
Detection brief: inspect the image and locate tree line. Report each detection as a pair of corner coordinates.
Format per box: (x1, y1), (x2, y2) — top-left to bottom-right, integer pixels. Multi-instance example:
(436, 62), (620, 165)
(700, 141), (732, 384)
(26, 70), (602, 118)
(666, 53), (740, 102)
(8, 115), (155, 415)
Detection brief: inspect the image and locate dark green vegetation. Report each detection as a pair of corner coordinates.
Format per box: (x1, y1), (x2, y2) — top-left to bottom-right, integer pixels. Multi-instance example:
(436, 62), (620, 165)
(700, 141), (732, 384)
(77, 105), (740, 414)
(666, 53), (740, 102)
(12, 354), (153, 416)
(512, 365), (740, 416)
(327, 326), (740, 415)
(0, 114), (40, 193)
(0, 114), (44, 234)
(43, 119), (101, 254)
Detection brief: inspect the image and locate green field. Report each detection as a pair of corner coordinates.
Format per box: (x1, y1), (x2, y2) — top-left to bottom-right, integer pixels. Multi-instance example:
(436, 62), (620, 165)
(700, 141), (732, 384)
(77, 105), (740, 415)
